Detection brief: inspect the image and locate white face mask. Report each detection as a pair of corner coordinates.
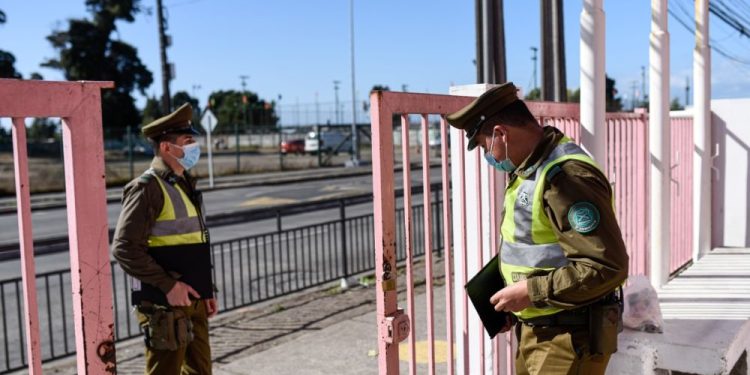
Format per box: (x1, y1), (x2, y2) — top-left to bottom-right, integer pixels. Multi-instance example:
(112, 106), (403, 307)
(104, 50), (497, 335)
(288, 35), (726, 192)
(170, 143), (201, 170)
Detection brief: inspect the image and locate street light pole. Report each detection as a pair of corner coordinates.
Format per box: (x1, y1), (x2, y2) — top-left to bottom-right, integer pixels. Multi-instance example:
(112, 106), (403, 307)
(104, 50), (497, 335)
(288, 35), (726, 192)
(333, 80), (341, 125)
(349, 0), (359, 165)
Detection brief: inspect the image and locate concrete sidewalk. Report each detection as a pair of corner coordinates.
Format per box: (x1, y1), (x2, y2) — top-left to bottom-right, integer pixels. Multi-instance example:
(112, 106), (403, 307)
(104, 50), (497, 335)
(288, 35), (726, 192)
(40, 257), (446, 375)
(36, 252), (750, 374)
(39, 274), (382, 374)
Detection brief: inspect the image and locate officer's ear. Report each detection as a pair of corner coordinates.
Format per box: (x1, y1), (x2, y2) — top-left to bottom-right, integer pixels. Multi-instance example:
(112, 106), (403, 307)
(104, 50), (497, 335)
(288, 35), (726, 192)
(158, 139), (174, 156)
(492, 124), (508, 142)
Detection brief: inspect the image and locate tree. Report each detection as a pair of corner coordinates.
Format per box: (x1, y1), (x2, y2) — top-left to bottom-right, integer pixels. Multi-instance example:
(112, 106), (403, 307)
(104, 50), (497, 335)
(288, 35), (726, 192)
(207, 90), (278, 133)
(172, 91), (203, 132)
(670, 97), (685, 111)
(0, 9), (21, 79)
(43, 0), (153, 139)
(524, 88), (541, 101)
(567, 88), (580, 103)
(141, 96), (163, 127)
(28, 118), (60, 142)
(605, 75), (623, 112)
(0, 51), (21, 79)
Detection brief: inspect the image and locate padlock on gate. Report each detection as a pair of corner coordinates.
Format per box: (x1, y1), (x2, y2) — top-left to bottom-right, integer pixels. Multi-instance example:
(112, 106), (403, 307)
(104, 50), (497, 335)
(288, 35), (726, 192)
(383, 308), (410, 344)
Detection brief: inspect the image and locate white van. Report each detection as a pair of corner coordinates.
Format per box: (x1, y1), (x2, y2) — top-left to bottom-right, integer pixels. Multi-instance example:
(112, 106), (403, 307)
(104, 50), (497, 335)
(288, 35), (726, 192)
(304, 130), (352, 154)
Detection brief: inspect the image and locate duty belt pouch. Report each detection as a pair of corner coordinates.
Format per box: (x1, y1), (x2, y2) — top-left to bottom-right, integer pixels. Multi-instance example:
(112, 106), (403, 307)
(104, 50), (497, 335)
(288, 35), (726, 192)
(588, 302), (621, 355)
(138, 306), (194, 351)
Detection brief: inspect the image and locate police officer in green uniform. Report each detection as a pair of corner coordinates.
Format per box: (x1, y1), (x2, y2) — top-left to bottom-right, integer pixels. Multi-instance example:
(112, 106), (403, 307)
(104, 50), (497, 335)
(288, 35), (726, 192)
(447, 83), (629, 375)
(112, 103), (217, 374)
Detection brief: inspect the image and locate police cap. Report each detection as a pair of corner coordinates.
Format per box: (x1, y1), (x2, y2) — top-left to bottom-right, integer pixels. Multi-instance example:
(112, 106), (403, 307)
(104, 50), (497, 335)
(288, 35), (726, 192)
(446, 82), (520, 151)
(141, 103), (200, 140)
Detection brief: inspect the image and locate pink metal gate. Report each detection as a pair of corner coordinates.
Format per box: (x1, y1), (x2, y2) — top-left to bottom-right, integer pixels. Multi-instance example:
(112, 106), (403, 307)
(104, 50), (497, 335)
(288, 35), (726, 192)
(370, 89), (692, 374)
(669, 116), (694, 274)
(0, 79), (115, 374)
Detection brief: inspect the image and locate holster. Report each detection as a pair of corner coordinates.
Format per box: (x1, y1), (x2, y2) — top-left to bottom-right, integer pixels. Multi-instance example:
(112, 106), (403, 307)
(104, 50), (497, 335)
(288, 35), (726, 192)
(588, 289), (624, 355)
(138, 304), (194, 351)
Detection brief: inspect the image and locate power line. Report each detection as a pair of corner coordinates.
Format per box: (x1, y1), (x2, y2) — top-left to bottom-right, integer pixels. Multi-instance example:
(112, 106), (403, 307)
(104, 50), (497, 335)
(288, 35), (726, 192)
(668, 6), (750, 65)
(167, 0), (207, 8)
(710, 1), (750, 38)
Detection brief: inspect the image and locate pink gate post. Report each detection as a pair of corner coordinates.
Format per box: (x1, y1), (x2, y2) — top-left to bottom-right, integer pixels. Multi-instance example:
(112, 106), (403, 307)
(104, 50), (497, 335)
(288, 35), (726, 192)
(0, 79), (115, 374)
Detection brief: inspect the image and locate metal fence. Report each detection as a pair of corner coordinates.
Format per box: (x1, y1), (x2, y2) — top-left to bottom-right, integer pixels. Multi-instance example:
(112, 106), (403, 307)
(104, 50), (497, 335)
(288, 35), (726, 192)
(0, 184), (445, 373)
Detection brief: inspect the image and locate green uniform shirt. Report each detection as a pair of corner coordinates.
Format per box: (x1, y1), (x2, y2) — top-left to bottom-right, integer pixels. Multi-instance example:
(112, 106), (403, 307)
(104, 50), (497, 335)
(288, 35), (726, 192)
(112, 157), (204, 295)
(510, 127), (629, 309)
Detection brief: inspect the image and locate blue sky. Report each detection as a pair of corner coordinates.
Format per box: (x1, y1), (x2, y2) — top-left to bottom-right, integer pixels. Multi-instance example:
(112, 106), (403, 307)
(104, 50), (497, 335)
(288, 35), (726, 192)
(2, 0), (750, 125)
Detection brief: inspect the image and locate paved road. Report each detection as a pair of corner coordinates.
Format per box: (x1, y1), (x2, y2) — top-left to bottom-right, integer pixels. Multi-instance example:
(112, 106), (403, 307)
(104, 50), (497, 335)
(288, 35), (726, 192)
(0, 166), (442, 245)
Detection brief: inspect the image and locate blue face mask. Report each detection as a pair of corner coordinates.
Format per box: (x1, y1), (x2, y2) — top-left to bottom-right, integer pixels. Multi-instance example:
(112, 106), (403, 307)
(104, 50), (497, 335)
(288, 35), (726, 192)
(484, 132), (516, 173)
(171, 143), (201, 170)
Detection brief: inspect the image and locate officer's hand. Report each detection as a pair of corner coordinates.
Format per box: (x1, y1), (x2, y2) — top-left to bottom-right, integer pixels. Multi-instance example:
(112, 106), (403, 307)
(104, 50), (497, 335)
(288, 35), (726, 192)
(205, 298), (218, 318)
(166, 281), (201, 306)
(490, 279), (532, 313)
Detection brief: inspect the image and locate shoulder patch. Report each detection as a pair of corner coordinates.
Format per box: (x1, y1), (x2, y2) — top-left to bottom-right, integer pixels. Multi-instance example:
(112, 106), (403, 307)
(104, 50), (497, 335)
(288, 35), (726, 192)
(567, 201), (600, 234)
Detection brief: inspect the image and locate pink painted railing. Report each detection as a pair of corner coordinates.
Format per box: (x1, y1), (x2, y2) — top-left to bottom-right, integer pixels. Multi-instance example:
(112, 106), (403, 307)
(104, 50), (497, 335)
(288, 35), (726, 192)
(669, 116), (694, 274)
(605, 112), (650, 277)
(0, 79), (115, 374)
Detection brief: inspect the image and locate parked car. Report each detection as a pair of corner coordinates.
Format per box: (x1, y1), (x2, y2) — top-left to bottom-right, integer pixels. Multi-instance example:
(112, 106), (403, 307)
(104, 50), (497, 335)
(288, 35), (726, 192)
(304, 131), (351, 154)
(280, 139), (305, 154)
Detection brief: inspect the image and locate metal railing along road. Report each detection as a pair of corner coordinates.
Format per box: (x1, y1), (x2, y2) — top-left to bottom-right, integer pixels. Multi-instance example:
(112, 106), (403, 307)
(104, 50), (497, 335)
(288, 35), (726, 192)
(0, 183), (446, 374)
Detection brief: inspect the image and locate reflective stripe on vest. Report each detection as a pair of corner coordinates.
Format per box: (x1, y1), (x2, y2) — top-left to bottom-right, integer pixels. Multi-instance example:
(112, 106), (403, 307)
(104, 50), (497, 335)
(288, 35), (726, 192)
(500, 138), (600, 320)
(147, 170), (205, 247)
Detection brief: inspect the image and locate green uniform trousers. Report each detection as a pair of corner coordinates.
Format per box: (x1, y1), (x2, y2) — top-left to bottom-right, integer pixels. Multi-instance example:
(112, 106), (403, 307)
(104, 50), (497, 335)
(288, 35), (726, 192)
(515, 323), (611, 375)
(136, 300), (212, 375)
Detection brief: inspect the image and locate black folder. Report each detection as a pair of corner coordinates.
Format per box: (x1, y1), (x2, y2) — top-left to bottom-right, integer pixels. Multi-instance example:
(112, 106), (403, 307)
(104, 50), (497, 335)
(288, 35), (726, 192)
(464, 254), (508, 339)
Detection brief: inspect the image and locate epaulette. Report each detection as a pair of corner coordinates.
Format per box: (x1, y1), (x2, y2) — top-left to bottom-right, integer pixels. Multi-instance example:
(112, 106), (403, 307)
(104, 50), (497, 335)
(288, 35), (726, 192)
(545, 164), (564, 184)
(137, 169), (156, 185)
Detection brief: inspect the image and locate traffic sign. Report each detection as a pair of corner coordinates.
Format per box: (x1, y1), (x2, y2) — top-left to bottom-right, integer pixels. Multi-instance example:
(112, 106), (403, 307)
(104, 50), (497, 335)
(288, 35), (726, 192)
(201, 109), (218, 135)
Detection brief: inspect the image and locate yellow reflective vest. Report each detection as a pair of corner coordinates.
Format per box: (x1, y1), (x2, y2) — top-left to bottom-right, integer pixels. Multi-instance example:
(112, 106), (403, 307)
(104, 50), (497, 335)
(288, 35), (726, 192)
(132, 169), (212, 306)
(147, 170), (206, 247)
(500, 137), (600, 320)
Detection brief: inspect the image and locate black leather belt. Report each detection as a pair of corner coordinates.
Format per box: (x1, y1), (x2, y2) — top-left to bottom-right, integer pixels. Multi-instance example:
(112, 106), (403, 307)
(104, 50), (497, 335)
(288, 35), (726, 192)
(521, 308), (589, 327)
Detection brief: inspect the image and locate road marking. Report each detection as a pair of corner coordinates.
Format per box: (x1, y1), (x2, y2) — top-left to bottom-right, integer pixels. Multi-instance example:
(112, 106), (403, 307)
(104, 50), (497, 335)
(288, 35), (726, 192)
(240, 197), (298, 207)
(398, 340), (455, 364)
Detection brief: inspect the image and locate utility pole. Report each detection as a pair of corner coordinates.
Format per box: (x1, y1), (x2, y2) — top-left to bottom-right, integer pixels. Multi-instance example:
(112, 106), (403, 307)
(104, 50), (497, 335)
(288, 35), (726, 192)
(641, 65), (647, 104)
(239, 75), (249, 92)
(552, 0), (567, 101)
(315, 92), (320, 125)
(475, 0), (507, 83)
(333, 80), (341, 125)
(685, 76), (690, 107)
(156, 0), (172, 113)
(530, 46), (538, 92)
(541, 0), (566, 101)
(239, 75), (249, 126)
(541, 0), (553, 100)
(349, 0), (359, 164)
(631, 81), (638, 110)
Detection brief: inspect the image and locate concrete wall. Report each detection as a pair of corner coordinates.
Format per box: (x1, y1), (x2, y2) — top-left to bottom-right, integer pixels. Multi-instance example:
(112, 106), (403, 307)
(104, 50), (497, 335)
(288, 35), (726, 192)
(711, 98), (750, 248)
